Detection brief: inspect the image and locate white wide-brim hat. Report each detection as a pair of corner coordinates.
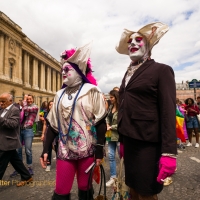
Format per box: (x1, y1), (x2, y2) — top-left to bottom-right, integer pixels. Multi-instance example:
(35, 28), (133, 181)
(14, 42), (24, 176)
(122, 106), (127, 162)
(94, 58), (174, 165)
(115, 22), (169, 55)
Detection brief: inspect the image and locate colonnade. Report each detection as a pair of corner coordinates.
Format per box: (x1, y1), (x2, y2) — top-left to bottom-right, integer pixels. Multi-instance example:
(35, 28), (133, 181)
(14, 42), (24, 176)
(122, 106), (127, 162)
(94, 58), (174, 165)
(0, 31), (61, 94)
(22, 51), (61, 93)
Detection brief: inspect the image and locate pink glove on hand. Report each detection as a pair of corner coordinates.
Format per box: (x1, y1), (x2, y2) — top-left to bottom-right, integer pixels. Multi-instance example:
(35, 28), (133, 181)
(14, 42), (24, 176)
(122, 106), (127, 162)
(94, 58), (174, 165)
(120, 143), (124, 158)
(157, 156), (176, 184)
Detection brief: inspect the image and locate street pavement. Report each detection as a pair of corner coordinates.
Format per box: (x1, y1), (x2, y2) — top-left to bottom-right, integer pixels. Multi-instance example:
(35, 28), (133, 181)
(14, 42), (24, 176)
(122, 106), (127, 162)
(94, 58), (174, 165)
(1, 140), (200, 200)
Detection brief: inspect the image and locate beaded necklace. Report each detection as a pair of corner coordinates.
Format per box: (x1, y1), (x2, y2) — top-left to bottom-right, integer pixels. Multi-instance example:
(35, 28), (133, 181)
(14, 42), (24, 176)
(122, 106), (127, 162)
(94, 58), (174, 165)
(65, 83), (82, 100)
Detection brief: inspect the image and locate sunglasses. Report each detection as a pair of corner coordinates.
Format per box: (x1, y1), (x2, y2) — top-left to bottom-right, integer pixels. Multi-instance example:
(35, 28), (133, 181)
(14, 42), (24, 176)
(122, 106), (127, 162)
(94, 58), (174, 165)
(61, 65), (73, 74)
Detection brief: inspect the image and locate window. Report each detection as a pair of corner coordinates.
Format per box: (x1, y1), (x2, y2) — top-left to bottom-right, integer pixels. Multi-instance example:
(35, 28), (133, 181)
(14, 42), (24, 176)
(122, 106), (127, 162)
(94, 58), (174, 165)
(10, 89), (15, 101)
(8, 58), (15, 80)
(10, 63), (13, 79)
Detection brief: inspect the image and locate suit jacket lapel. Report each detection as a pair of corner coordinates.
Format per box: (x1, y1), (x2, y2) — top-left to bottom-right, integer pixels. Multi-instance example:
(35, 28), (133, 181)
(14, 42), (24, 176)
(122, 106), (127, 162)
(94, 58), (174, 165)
(3, 105), (14, 118)
(0, 109), (3, 116)
(121, 71), (127, 89)
(126, 59), (155, 87)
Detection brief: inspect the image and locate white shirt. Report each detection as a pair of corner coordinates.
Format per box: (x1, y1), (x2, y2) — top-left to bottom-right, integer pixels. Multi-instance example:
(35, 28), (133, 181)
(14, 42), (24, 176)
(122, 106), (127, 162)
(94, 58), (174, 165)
(0, 104), (13, 117)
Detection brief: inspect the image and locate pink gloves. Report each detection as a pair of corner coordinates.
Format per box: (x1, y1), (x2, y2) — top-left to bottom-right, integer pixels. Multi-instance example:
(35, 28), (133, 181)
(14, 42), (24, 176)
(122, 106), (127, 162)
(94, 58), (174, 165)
(157, 156), (176, 184)
(120, 143), (124, 158)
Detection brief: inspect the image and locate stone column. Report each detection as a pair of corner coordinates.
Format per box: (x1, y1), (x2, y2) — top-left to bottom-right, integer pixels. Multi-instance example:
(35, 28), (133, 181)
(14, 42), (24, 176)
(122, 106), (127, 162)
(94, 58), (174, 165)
(56, 71), (61, 91)
(46, 66), (52, 93)
(17, 43), (23, 84)
(23, 51), (31, 87)
(60, 74), (62, 88)
(3, 34), (9, 80)
(0, 32), (4, 78)
(40, 62), (46, 92)
(52, 70), (57, 93)
(32, 58), (39, 90)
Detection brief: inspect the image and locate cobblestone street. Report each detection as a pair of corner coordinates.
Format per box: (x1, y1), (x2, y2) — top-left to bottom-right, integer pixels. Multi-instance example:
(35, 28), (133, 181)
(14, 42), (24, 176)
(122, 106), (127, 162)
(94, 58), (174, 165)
(1, 141), (200, 200)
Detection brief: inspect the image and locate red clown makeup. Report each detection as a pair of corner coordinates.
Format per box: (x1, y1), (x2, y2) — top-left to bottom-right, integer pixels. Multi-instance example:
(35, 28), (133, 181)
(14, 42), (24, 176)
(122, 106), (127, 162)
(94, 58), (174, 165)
(128, 33), (147, 62)
(135, 36), (143, 42)
(61, 62), (82, 86)
(127, 36), (143, 44)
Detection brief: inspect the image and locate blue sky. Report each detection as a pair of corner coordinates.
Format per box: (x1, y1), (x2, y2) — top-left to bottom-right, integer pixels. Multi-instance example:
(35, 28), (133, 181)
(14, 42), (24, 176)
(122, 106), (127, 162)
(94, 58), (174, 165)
(0, 0), (200, 93)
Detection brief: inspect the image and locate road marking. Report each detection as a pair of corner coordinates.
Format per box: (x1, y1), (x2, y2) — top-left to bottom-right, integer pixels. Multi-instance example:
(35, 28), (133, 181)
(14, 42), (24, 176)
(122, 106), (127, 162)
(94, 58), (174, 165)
(190, 157), (200, 163)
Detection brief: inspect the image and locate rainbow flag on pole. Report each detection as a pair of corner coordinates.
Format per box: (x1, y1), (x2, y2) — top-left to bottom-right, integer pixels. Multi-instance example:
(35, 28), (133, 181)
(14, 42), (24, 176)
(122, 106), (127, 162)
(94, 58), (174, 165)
(176, 107), (186, 142)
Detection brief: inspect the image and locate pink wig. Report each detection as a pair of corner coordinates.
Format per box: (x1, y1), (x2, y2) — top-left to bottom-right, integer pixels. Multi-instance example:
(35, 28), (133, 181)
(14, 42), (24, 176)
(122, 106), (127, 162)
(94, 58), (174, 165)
(61, 49), (97, 86)
(61, 49), (76, 60)
(86, 58), (97, 86)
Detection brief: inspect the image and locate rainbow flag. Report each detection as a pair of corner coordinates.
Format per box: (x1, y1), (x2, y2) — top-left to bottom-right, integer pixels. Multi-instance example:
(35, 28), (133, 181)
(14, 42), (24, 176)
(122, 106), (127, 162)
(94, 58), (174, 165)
(176, 107), (186, 142)
(39, 110), (45, 117)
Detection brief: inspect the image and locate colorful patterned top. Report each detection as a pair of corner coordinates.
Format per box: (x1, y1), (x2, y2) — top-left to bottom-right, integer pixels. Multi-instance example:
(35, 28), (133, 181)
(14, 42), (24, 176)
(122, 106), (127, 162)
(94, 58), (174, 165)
(47, 83), (107, 160)
(22, 101), (38, 128)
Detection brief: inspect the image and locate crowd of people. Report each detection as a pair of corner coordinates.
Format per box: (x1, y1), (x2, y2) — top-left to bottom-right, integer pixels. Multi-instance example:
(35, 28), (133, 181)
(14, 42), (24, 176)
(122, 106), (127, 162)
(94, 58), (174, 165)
(176, 97), (200, 148)
(0, 21), (200, 200)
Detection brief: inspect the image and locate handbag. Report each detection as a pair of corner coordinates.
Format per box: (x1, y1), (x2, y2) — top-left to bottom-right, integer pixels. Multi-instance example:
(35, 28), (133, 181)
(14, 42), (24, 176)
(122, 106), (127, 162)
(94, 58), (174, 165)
(87, 163), (108, 200)
(105, 130), (111, 141)
(111, 158), (131, 200)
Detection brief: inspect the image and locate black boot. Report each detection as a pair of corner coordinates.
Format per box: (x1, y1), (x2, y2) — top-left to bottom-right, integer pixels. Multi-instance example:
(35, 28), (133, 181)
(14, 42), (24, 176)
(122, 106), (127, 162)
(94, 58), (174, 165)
(52, 192), (71, 200)
(78, 188), (94, 200)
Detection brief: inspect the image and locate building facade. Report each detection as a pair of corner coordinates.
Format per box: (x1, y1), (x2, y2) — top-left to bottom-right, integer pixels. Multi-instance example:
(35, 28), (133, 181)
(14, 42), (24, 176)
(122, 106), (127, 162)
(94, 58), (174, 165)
(176, 81), (200, 102)
(0, 12), (62, 107)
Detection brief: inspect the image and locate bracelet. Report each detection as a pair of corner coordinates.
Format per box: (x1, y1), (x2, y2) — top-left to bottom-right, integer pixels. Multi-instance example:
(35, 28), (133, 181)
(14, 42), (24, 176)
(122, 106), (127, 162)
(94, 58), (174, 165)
(162, 153), (177, 158)
(96, 144), (104, 147)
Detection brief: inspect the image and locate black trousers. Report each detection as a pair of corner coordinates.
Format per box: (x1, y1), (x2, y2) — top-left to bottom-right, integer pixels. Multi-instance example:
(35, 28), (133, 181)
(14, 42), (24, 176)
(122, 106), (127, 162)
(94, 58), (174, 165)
(0, 149), (31, 180)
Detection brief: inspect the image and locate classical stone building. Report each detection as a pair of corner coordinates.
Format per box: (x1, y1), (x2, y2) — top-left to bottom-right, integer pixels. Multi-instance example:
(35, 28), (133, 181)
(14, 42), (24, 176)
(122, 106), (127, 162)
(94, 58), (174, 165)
(0, 12), (62, 107)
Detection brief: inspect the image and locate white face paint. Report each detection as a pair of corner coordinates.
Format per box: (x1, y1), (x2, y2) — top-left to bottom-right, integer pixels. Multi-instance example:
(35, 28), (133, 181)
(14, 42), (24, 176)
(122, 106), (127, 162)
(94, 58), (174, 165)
(128, 33), (147, 62)
(62, 62), (82, 86)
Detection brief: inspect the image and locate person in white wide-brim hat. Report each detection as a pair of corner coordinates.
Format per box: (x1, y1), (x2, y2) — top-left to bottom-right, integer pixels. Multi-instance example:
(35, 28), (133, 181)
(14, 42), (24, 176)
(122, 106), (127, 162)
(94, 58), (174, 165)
(116, 22), (177, 199)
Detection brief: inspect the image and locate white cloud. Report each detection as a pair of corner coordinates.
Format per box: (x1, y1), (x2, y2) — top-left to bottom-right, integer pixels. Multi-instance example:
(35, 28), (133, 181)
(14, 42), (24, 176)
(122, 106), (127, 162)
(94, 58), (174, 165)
(1, 0), (200, 92)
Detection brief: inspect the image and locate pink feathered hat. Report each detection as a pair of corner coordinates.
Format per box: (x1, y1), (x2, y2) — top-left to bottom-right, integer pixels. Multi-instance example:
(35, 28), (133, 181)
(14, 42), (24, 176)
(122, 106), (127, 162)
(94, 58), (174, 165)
(61, 42), (97, 86)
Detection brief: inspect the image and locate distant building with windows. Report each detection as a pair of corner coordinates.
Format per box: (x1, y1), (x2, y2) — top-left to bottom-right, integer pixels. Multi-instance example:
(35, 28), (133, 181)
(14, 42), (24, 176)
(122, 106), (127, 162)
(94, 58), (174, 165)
(176, 81), (200, 101)
(0, 12), (62, 107)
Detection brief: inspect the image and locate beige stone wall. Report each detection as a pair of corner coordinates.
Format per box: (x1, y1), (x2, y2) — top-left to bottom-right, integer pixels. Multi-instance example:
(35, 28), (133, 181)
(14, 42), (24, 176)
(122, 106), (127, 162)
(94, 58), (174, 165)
(0, 32), (5, 77)
(0, 82), (54, 105)
(0, 12), (62, 108)
(176, 89), (200, 102)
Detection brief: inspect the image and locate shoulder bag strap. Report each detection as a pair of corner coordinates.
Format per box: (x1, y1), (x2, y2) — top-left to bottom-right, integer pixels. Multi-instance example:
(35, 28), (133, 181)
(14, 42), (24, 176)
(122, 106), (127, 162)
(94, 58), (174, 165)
(67, 83), (84, 135)
(57, 83), (84, 144)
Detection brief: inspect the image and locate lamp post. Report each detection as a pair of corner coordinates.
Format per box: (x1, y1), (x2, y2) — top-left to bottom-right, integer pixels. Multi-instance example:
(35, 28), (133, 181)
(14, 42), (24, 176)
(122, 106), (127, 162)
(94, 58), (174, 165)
(188, 79), (200, 100)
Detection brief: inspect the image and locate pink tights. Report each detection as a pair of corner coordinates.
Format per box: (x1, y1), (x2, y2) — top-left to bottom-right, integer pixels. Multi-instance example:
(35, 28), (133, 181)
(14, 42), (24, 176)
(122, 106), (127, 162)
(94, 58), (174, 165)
(55, 156), (94, 195)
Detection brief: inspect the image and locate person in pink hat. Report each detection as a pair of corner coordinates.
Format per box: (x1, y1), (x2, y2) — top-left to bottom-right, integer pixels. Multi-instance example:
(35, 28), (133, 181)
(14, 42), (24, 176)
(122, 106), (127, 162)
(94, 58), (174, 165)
(40, 42), (107, 200)
(116, 22), (177, 199)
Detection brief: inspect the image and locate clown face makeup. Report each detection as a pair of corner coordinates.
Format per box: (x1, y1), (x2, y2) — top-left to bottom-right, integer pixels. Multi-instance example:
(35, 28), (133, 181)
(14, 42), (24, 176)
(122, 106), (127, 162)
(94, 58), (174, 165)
(128, 33), (147, 62)
(62, 62), (82, 87)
